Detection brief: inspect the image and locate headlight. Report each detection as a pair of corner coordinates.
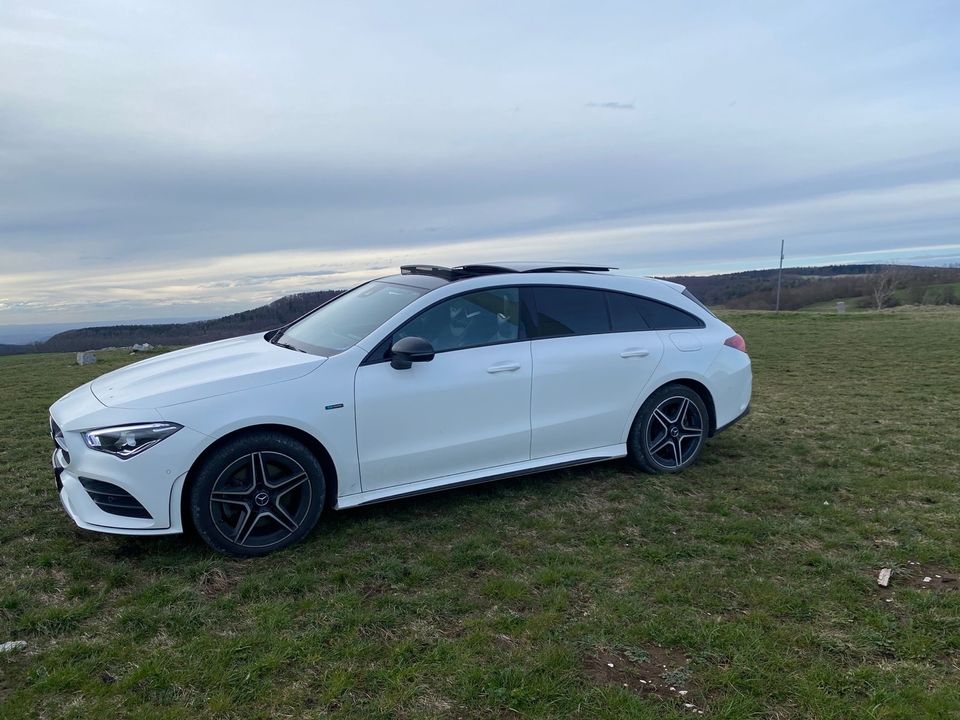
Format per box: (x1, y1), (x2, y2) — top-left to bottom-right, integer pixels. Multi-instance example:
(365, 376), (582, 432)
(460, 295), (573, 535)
(82, 422), (182, 459)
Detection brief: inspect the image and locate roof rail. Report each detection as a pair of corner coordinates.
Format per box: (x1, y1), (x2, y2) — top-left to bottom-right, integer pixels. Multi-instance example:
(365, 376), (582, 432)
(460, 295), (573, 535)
(399, 262), (616, 281)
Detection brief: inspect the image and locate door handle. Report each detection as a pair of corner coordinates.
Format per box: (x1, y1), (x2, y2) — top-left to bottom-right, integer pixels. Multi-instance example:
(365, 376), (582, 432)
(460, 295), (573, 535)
(620, 348), (650, 358)
(486, 361), (522, 373)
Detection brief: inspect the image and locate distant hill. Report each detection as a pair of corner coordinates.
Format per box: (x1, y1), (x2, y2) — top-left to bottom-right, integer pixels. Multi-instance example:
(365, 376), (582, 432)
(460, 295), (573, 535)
(7, 290), (342, 355)
(664, 264), (960, 311)
(3, 263), (959, 356)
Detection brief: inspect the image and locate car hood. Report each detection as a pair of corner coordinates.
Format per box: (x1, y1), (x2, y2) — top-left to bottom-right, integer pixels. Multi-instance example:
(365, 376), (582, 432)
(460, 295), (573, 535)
(90, 333), (326, 409)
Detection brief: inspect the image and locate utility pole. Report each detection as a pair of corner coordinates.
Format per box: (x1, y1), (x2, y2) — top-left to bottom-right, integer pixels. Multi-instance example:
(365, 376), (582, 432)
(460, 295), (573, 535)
(775, 239), (785, 313)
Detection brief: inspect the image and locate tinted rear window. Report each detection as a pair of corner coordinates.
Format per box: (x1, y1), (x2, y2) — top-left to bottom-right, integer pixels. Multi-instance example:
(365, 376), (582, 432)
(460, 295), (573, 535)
(532, 287), (610, 337)
(682, 288), (716, 317)
(608, 292), (704, 331)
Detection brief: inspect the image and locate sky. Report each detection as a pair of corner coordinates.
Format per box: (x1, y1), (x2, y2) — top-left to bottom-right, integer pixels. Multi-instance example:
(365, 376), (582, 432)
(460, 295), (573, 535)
(1, 1), (959, 325)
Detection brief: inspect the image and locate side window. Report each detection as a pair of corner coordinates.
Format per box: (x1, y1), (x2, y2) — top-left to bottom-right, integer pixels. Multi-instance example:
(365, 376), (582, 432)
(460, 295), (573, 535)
(532, 287), (610, 337)
(608, 292), (703, 331)
(392, 287), (520, 352)
(607, 292), (651, 332)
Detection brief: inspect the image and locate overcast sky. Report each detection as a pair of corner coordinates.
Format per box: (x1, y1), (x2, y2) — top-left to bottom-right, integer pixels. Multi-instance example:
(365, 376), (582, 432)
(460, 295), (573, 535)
(2, 1), (959, 325)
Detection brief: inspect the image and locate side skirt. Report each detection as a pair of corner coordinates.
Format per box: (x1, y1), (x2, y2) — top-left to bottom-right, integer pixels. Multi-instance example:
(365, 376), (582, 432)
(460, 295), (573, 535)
(335, 444), (626, 510)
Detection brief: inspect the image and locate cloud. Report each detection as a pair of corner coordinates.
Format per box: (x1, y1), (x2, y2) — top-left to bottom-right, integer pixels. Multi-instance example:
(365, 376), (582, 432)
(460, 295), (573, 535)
(586, 102), (635, 110)
(0, 1), (959, 323)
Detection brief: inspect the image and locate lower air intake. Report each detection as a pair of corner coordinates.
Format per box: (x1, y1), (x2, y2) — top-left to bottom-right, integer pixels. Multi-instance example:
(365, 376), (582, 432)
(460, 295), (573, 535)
(78, 477), (152, 519)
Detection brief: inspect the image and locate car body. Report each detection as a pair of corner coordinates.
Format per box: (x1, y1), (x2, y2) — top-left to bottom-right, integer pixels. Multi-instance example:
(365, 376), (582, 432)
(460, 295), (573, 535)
(49, 262), (751, 555)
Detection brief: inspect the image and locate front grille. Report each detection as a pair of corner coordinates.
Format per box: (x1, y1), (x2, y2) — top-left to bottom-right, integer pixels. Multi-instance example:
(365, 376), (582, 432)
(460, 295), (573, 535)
(50, 417), (70, 465)
(78, 477), (152, 519)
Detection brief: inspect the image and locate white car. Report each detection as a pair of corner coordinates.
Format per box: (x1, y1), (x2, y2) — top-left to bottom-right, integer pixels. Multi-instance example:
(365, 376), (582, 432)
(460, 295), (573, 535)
(50, 262), (751, 556)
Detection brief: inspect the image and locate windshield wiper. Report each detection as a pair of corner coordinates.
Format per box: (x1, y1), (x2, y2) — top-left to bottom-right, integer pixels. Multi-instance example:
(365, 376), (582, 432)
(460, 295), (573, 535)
(273, 339), (305, 353)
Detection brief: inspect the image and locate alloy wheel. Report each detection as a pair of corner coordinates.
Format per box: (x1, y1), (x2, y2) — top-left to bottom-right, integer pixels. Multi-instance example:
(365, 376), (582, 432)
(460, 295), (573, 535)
(208, 451), (313, 549)
(645, 395), (704, 470)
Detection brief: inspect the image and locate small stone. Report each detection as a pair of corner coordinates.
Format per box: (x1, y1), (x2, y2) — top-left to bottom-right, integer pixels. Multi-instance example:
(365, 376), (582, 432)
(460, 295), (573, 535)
(885, 598), (893, 603)
(823, 501), (830, 505)
(679, 689), (689, 695)
(684, 703), (695, 709)
(670, 686), (675, 691)
(76, 350), (97, 365)
(923, 577), (932, 583)
(0, 640), (26, 653)
(877, 568), (892, 587)
(607, 662), (614, 668)
(638, 679), (647, 684)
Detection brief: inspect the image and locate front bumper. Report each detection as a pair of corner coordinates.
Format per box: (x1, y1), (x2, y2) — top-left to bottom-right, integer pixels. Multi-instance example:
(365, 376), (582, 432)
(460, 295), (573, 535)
(50, 386), (209, 536)
(52, 447), (188, 535)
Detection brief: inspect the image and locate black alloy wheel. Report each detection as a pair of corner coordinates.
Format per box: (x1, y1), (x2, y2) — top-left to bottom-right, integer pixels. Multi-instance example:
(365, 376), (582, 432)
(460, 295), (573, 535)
(189, 432), (325, 556)
(628, 384), (709, 473)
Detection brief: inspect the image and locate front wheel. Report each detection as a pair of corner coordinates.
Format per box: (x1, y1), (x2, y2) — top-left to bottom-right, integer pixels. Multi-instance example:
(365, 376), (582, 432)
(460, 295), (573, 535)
(628, 385), (709, 473)
(189, 432), (325, 556)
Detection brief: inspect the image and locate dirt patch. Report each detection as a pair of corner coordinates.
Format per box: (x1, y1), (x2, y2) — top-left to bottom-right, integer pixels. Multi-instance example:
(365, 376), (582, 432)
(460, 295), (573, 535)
(903, 566), (958, 592)
(584, 645), (705, 713)
(197, 567), (237, 598)
(873, 564), (958, 598)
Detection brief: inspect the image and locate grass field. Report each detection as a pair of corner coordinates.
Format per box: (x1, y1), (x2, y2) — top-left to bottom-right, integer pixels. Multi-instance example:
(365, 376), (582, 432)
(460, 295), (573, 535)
(1, 309), (959, 719)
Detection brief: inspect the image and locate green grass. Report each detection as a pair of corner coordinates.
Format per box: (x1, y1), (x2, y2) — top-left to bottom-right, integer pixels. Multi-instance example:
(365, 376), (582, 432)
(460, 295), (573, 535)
(2, 309), (960, 718)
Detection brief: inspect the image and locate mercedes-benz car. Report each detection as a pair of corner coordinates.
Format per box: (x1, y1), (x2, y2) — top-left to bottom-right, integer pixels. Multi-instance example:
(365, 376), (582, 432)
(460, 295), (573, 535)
(49, 262), (751, 556)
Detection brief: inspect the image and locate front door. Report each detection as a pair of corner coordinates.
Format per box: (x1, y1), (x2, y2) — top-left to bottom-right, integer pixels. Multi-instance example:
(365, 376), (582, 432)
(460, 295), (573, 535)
(354, 286), (531, 491)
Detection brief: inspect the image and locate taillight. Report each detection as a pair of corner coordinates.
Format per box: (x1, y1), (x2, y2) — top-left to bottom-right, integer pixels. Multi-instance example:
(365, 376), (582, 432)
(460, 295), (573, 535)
(724, 334), (747, 353)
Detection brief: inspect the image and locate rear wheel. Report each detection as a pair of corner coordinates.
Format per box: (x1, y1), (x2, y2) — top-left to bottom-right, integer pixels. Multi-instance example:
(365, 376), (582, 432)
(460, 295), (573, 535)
(628, 384), (708, 473)
(189, 432), (325, 556)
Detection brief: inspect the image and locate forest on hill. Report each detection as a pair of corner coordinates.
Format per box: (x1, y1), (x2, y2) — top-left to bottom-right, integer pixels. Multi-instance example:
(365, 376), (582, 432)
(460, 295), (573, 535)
(666, 264), (960, 311)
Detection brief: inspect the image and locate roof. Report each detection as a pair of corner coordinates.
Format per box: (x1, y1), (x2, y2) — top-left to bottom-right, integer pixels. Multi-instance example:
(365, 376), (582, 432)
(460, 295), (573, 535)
(399, 262), (616, 281)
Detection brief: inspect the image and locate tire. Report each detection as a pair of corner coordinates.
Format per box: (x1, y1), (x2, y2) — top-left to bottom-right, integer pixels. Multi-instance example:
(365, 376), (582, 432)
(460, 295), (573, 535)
(189, 432), (325, 556)
(628, 384), (709, 474)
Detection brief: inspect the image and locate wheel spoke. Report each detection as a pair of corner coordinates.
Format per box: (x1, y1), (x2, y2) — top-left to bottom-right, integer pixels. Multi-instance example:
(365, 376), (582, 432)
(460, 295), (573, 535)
(680, 402), (701, 432)
(267, 471), (308, 496)
(265, 505), (298, 533)
(234, 508), (262, 545)
(211, 493), (251, 508)
(250, 452), (267, 486)
(670, 397), (689, 425)
(652, 408), (672, 431)
(674, 438), (684, 465)
(650, 436), (672, 456)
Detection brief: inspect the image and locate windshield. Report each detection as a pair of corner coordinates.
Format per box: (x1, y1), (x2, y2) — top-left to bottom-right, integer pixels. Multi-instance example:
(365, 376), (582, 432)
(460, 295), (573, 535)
(277, 281), (427, 355)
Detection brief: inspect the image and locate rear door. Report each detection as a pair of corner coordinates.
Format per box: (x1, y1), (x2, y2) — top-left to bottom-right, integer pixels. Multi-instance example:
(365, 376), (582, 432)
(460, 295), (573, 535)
(354, 286), (532, 491)
(527, 286), (665, 458)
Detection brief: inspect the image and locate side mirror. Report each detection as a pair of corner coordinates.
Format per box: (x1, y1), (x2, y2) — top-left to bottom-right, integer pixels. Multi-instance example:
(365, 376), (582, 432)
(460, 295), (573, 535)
(390, 336), (435, 370)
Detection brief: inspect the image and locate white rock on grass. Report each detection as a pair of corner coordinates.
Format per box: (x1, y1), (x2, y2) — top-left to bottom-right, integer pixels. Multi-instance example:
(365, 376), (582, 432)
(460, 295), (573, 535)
(877, 568), (892, 587)
(76, 351), (96, 365)
(0, 640), (27, 653)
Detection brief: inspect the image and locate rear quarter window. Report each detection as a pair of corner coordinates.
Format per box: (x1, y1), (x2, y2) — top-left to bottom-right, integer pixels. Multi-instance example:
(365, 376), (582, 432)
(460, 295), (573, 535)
(608, 291), (704, 331)
(682, 288), (716, 317)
